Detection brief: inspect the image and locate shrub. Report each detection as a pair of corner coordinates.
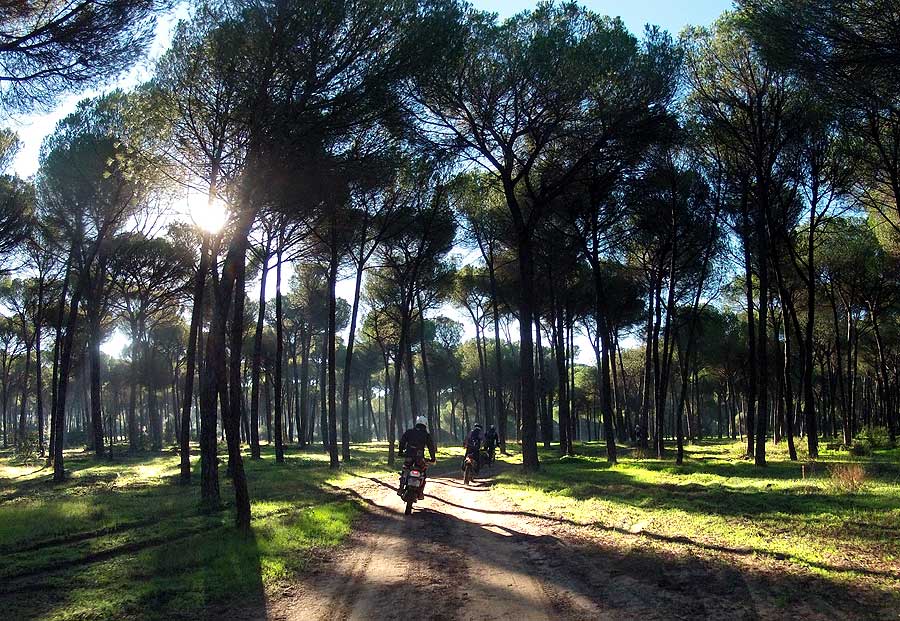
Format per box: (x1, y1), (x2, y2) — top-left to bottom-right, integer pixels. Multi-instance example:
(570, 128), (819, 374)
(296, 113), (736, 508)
(863, 426), (893, 449)
(851, 427), (894, 456)
(15, 432), (39, 467)
(63, 430), (88, 448)
(849, 442), (872, 457)
(630, 447), (655, 460)
(828, 463), (867, 494)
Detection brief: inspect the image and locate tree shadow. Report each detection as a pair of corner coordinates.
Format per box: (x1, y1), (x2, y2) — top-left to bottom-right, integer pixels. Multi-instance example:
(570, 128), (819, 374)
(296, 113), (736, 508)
(346, 470), (899, 582)
(0, 447), (360, 620)
(290, 479), (898, 620)
(506, 449), (900, 529)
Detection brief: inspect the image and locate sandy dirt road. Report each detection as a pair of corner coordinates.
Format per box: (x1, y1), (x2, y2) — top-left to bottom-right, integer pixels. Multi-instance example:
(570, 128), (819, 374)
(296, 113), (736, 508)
(255, 460), (777, 621)
(262, 464), (605, 621)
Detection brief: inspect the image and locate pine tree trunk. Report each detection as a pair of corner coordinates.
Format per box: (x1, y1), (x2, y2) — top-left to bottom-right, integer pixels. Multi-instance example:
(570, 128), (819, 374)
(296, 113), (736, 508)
(326, 245), (339, 468)
(298, 325), (310, 448)
(274, 248), (285, 464)
(248, 237), (270, 460)
(515, 227), (539, 471)
(742, 195), (757, 459)
(339, 258), (365, 463)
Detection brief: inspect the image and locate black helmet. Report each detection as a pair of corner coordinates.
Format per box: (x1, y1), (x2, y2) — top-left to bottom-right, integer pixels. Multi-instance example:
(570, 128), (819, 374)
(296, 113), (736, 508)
(474, 423), (482, 429)
(489, 425), (496, 430)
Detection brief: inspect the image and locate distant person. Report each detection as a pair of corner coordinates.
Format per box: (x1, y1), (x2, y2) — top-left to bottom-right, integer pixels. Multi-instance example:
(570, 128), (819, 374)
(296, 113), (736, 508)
(399, 416), (436, 499)
(484, 424), (499, 464)
(464, 422), (484, 472)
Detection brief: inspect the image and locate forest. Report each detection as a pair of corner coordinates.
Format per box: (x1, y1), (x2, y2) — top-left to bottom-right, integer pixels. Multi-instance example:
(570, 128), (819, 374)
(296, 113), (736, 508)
(1, 1), (899, 619)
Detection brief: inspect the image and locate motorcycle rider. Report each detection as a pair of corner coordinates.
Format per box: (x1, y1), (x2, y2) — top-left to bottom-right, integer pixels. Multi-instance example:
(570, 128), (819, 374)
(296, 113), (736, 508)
(484, 424), (498, 464)
(463, 422), (484, 473)
(399, 415), (436, 499)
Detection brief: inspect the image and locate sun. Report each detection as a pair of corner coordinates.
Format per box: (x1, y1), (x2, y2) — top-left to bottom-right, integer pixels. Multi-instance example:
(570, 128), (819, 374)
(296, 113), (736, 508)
(180, 191), (229, 233)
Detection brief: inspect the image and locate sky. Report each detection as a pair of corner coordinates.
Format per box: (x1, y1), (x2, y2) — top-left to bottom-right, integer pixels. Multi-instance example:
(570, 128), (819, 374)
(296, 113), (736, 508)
(477, 0), (732, 31)
(4, 0), (734, 361)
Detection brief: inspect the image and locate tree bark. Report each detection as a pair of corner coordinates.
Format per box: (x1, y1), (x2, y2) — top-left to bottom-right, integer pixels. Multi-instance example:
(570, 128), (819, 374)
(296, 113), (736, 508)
(553, 301), (570, 456)
(589, 225), (618, 464)
(535, 315), (550, 448)
(755, 185), (771, 467)
(274, 247), (285, 464)
(52, 269), (85, 482)
(180, 233), (209, 482)
(515, 228), (539, 471)
(339, 252), (365, 463)
(228, 246), (247, 470)
(200, 213), (253, 528)
(298, 324), (310, 448)
(327, 243), (339, 468)
(486, 244), (507, 452)
(248, 236), (271, 459)
(804, 196), (819, 456)
(639, 271), (655, 449)
(17, 342), (31, 446)
(741, 194), (757, 459)
(418, 294), (436, 436)
(387, 314), (409, 466)
(198, 258), (222, 509)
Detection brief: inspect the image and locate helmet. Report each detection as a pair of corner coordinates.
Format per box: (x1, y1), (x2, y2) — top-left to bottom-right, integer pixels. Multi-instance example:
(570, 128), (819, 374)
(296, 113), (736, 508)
(474, 423), (482, 429)
(489, 425), (496, 430)
(415, 415), (427, 427)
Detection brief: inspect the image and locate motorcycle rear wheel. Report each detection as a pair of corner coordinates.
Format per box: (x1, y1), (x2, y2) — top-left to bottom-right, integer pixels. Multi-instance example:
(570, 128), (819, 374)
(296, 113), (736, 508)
(464, 465), (472, 485)
(405, 500), (413, 515)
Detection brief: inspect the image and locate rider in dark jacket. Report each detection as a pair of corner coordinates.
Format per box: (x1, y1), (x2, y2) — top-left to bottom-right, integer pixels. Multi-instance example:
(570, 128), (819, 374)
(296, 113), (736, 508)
(484, 425), (498, 463)
(399, 416), (436, 499)
(464, 423), (483, 472)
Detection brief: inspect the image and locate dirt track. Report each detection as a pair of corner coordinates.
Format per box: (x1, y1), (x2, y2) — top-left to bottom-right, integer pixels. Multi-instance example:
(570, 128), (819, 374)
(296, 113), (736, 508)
(260, 464), (605, 621)
(257, 464), (884, 621)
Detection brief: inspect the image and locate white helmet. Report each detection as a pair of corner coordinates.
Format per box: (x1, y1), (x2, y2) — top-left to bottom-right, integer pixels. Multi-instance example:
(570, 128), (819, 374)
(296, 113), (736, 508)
(415, 415), (427, 427)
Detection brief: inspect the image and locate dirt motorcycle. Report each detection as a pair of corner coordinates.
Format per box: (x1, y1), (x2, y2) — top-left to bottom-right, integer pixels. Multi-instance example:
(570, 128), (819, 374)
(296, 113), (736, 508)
(482, 444), (495, 468)
(397, 462), (428, 515)
(463, 452), (477, 485)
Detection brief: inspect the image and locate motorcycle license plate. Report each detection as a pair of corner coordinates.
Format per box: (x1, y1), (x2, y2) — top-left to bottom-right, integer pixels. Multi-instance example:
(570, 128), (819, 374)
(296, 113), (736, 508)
(407, 475), (422, 488)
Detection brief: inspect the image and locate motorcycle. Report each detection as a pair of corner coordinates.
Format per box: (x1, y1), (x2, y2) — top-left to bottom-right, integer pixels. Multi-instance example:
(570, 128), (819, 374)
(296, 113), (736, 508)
(482, 445), (495, 468)
(463, 453), (476, 485)
(398, 463), (427, 515)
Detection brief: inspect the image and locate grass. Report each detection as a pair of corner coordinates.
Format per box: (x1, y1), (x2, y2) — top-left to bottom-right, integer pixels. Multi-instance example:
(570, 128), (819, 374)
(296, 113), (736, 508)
(3, 437), (898, 619)
(0, 442), (397, 621)
(490, 439), (900, 612)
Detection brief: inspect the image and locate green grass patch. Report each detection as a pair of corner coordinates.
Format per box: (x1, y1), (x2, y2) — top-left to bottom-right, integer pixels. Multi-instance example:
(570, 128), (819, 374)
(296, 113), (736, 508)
(0, 442), (389, 621)
(491, 440), (900, 596)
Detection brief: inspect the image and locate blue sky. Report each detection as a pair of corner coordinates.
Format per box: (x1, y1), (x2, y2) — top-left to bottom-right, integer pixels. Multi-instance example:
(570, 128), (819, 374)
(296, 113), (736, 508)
(474, 0), (732, 34)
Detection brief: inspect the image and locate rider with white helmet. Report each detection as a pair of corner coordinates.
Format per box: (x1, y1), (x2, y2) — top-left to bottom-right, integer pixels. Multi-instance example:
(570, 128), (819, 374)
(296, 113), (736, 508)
(399, 415), (437, 499)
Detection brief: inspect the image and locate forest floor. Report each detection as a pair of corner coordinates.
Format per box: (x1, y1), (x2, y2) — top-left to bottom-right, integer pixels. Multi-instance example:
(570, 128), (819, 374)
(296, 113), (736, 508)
(1, 440), (898, 620)
(257, 441), (900, 621)
(0, 444), (380, 620)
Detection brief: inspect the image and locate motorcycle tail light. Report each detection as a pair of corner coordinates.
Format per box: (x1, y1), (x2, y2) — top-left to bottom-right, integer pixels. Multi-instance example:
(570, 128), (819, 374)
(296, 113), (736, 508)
(410, 470), (420, 476)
